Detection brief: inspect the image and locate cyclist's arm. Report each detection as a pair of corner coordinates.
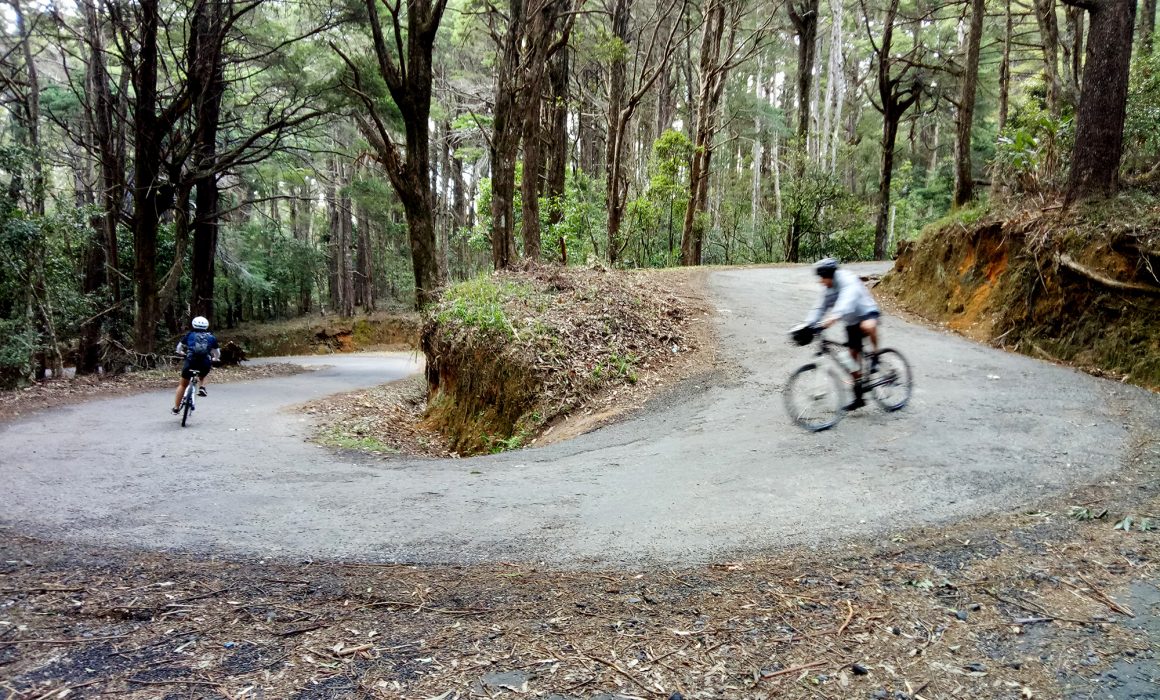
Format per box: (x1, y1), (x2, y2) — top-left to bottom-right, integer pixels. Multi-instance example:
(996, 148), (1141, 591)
(175, 341), (187, 356)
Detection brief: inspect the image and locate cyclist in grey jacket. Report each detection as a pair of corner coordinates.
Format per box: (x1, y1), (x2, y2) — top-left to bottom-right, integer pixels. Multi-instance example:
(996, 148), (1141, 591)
(804, 258), (880, 410)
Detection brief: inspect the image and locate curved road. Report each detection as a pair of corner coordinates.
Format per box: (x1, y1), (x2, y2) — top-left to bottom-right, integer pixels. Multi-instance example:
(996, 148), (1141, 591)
(3, 265), (1158, 565)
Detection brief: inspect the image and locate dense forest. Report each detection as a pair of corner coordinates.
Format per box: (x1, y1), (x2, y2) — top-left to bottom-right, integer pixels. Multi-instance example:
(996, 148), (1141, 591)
(0, 0), (1156, 385)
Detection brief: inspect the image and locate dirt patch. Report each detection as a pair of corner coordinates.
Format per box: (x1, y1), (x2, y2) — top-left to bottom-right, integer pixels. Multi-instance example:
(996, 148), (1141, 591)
(881, 194), (1160, 389)
(0, 362), (310, 424)
(303, 375), (454, 458)
(1, 466), (1155, 700)
(418, 265), (711, 456)
(226, 312), (421, 358)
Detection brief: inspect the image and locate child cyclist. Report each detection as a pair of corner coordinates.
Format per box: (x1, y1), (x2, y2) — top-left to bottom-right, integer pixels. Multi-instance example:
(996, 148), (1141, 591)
(172, 316), (220, 414)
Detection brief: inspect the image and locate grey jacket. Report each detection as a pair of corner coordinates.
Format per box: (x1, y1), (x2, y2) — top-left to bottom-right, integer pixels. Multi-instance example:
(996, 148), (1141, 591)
(804, 268), (879, 327)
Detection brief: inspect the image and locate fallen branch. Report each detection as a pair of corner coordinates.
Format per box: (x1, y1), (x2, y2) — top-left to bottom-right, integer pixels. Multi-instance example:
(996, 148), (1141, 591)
(0, 586), (85, 594)
(334, 643), (373, 656)
(0, 634), (128, 647)
(760, 660), (828, 680)
(1056, 253), (1160, 295)
(1077, 575), (1134, 617)
(581, 651), (661, 696)
(838, 600), (854, 635)
(358, 600), (491, 615)
(977, 588), (1100, 625)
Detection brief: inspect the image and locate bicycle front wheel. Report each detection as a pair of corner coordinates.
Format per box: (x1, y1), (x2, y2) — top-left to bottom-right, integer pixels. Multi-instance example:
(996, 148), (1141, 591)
(868, 348), (913, 412)
(181, 398), (191, 427)
(784, 362), (845, 432)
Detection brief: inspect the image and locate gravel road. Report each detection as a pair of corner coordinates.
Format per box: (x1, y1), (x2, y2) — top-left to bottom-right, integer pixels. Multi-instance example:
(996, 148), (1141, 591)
(3, 265), (1156, 565)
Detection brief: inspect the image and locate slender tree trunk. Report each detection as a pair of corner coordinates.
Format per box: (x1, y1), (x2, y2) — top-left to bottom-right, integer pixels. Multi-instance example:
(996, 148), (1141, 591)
(953, 0), (985, 208)
(546, 44), (569, 235)
(1141, 0), (1157, 51)
(521, 90), (544, 261)
(1062, 6), (1085, 105)
(605, 0), (632, 264)
(875, 116), (900, 258)
(999, 0), (1013, 132)
(1063, 0), (1137, 201)
(680, 0), (727, 266)
(789, 0), (820, 169)
(1034, 0), (1065, 117)
(820, 0), (843, 170)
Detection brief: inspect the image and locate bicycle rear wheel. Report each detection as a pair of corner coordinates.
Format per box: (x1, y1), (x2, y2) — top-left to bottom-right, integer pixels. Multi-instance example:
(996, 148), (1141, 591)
(868, 348), (912, 411)
(181, 383), (194, 427)
(784, 362), (845, 431)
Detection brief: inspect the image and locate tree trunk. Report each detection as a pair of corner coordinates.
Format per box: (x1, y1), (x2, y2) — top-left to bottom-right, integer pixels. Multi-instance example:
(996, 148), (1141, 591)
(680, 0), (726, 266)
(349, 0), (447, 308)
(546, 44), (569, 234)
(189, 0), (226, 322)
(820, 0), (843, 171)
(1063, 0), (1137, 201)
(605, 0), (632, 265)
(1034, 0), (1065, 117)
(578, 63), (603, 176)
(521, 91), (544, 261)
(1142, 0), (1157, 50)
(789, 0), (820, 169)
(875, 116), (900, 259)
(953, 0), (985, 208)
(131, 0), (163, 355)
(999, 0), (1013, 132)
(1062, 6), (1085, 105)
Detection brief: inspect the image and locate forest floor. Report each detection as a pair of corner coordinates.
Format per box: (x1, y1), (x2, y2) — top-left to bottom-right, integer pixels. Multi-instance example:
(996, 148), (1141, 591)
(2, 484), (1156, 700)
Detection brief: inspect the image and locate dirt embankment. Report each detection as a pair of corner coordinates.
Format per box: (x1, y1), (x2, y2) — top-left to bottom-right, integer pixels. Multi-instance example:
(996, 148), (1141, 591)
(881, 195), (1160, 389)
(228, 312), (421, 358)
(418, 265), (710, 455)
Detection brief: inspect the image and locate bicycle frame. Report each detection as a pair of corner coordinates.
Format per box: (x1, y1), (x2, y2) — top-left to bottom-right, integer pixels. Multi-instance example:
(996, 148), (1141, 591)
(811, 334), (892, 391)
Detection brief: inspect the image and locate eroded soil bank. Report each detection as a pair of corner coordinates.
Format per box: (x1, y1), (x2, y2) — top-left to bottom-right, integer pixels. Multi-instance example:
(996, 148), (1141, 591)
(881, 195), (1160, 390)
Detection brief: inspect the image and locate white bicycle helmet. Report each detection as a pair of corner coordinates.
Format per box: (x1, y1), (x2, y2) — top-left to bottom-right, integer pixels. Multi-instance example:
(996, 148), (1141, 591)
(814, 257), (839, 278)
(191, 316), (210, 330)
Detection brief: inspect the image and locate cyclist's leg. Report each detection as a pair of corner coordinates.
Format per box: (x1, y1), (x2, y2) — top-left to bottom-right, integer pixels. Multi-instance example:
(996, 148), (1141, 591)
(198, 364), (211, 395)
(861, 314), (880, 365)
(845, 320), (865, 369)
(175, 375), (190, 410)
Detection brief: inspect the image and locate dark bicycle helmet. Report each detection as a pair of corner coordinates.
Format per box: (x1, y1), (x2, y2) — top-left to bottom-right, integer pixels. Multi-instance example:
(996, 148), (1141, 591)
(814, 257), (839, 279)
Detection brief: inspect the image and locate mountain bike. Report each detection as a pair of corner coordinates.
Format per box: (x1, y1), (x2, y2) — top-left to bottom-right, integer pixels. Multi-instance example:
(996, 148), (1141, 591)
(178, 374), (200, 427)
(783, 324), (913, 432)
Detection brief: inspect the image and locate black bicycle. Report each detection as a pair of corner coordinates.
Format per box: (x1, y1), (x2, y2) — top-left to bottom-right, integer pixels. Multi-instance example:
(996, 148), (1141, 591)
(783, 324), (913, 431)
(178, 373), (200, 427)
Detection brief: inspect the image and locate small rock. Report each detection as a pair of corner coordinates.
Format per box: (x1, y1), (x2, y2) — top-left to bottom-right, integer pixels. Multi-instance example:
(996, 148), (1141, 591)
(872, 690), (889, 700)
(627, 596), (642, 604)
(668, 693), (684, 700)
(1006, 661), (1023, 670)
(963, 662), (987, 673)
(969, 603), (981, 611)
(851, 663), (870, 675)
(955, 610), (969, 621)
(889, 626), (901, 635)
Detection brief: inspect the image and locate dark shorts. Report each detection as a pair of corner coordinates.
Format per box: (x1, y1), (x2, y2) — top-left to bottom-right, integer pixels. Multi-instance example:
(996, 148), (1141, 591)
(181, 358), (212, 380)
(845, 311), (881, 350)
